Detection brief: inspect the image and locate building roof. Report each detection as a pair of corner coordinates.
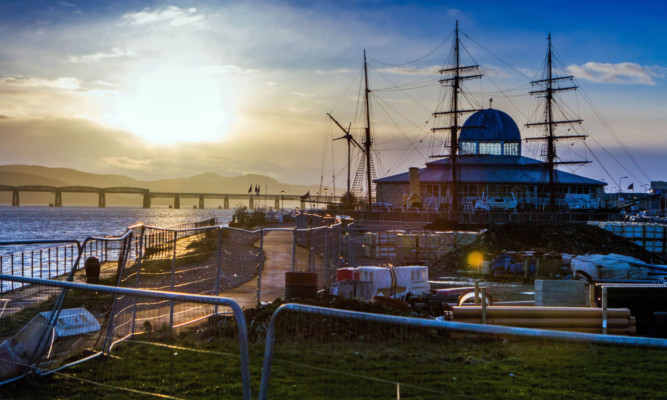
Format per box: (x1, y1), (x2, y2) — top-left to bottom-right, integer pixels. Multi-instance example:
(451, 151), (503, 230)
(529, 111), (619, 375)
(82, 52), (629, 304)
(375, 155), (606, 186)
(460, 109), (521, 142)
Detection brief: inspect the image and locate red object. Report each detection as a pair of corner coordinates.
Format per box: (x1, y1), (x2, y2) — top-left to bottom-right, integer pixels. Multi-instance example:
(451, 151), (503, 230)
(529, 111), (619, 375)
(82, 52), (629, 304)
(336, 268), (360, 281)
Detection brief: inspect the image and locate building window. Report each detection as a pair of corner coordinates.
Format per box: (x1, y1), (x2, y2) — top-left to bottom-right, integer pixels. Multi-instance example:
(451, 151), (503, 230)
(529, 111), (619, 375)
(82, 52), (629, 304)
(503, 142), (519, 156)
(460, 142), (477, 154)
(479, 142), (502, 155)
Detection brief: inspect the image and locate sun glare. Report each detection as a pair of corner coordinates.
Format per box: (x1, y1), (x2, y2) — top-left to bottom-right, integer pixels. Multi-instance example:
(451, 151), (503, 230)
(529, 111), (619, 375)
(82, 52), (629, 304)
(117, 67), (227, 143)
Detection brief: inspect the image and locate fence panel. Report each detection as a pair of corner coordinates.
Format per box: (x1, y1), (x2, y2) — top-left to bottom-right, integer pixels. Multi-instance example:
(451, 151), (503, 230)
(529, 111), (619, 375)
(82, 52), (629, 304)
(259, 303), (667, 400)
(0, 275), (251, 400)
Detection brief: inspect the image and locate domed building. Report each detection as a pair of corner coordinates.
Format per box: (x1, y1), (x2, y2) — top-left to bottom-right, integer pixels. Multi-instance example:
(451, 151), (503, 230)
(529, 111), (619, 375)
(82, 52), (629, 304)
(374, 108), (606, 211)
(459, 109), (521, 156)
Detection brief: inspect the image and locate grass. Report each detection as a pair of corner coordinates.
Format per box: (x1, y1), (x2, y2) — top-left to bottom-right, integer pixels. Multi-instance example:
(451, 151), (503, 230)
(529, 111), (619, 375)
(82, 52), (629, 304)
(2, 315), (667, 400)
(140, 235), (220, 273)
(0, 276), (116, 337)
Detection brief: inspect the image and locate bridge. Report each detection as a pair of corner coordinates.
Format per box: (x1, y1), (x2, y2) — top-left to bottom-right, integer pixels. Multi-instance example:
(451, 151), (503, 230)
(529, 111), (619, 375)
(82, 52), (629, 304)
(0, 185), (310, 209)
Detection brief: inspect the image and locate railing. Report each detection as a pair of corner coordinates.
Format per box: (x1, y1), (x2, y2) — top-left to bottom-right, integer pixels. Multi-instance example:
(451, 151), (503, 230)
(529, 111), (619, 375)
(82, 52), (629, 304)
(258, 303), (667, 400)
(0, 275), (251, 400)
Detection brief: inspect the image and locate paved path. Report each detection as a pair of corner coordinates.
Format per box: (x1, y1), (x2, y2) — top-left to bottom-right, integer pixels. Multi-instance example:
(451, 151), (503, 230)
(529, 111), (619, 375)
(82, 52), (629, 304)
(223, 230), (323, 309)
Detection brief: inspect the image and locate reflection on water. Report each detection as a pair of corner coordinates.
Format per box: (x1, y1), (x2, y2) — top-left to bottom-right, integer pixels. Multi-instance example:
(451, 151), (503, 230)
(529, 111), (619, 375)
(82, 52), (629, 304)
(0, 206), (236, 243)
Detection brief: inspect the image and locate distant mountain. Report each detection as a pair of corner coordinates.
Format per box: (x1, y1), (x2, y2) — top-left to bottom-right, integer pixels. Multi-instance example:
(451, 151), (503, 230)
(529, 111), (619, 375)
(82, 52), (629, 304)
(0, 165), (145, 188)
(0, 165), (322, 206)
(0, 171), (68, 187)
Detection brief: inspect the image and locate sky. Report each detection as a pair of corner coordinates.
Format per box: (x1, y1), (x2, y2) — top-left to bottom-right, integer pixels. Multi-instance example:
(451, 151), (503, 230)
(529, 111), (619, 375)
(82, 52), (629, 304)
(0, 0), (665, 193)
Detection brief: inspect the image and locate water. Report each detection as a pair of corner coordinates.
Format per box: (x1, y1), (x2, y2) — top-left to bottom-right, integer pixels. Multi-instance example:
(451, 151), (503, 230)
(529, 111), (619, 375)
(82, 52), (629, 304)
(0, 206), (238, 291)
(0, 206), (236, 243)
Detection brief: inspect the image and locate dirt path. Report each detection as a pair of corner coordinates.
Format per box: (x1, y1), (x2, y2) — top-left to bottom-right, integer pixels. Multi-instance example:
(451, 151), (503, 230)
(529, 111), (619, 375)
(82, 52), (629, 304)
(222, 230), (323, 309)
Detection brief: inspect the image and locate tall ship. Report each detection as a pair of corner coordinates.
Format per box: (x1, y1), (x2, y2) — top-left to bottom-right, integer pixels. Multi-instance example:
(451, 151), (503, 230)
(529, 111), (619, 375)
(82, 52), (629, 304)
(325, 23), (608, 219)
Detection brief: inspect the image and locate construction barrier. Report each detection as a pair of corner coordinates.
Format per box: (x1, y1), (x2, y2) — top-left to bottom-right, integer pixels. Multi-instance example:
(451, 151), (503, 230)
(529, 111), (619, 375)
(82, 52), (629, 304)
(363, 230), (479, 263)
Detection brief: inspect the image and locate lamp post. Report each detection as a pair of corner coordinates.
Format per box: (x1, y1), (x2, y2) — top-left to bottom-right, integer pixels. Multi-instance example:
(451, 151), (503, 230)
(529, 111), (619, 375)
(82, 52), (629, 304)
(281, 190), (284, 216)
(324, 188), (328, 208)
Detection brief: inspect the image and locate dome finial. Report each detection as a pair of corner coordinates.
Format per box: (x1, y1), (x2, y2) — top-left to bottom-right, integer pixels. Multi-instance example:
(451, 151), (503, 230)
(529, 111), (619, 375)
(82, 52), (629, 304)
(489, 98), (493, 109)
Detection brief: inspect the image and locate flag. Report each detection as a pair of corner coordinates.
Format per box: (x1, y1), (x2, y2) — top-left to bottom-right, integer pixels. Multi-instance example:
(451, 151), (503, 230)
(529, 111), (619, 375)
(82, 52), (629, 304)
(628, 183), (634, 190)
(300, 191), (310, 200)
(255, 185), (260, 194)
(248, 185), (252, 193)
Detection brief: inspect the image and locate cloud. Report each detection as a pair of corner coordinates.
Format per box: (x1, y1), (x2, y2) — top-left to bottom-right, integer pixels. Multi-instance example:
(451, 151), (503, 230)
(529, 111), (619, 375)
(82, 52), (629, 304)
(291, 91), (313, 97)
(100, 156), (153, 170)
(568, 62), (666, 85)
(94, 80), (118, 87)
(122, 6), (207, 28)
(316, 69), (355, 74)
(68, 48), (139, 63)
(57, 1), (76, 7)
(377, 66), (440, 75)
(0, 76), (82, 90)
(196, 65), (255, 75)
(480, 64), (511, 78)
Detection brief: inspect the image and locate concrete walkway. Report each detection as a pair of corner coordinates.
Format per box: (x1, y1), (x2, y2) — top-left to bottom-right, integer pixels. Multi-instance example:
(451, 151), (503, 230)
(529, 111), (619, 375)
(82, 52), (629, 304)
(223, 230), (323, 309)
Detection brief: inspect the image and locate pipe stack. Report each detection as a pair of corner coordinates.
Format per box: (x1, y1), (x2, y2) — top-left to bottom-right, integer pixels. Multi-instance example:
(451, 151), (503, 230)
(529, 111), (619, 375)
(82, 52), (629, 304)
(452, 306), (636, 335)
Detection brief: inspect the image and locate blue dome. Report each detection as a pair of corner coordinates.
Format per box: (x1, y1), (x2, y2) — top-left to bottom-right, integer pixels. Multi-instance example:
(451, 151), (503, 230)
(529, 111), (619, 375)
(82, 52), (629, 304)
(460, 109), (521, 142)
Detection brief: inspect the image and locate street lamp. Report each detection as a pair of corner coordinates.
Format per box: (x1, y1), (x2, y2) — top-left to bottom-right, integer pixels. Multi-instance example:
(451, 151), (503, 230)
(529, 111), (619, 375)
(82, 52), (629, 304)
(324, 188), (328, 208)
(281, 190), (284, 216)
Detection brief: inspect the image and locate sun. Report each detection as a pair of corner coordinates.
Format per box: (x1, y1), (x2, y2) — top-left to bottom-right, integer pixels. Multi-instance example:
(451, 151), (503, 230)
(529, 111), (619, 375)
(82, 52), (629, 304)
(116, 67), (227, 143)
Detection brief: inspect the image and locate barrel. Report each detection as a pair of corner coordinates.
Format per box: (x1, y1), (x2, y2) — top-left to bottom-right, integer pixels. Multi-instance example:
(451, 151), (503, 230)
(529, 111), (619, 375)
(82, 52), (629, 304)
(285, 272), (318, 299)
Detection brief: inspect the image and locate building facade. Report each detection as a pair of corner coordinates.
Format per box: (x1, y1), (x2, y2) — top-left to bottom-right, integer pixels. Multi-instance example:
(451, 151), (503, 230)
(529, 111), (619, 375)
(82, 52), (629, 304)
(375, 109), (607, 211)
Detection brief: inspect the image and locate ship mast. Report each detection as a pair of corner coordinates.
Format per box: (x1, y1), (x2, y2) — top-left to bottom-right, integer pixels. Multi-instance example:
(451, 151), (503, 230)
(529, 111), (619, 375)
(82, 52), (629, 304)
(363, 50), (373, 207)
(327, 50), (375, 208)
(525, 34), (588, 211)
(432, 21), (481, 219)
(328, 113), (362, 205)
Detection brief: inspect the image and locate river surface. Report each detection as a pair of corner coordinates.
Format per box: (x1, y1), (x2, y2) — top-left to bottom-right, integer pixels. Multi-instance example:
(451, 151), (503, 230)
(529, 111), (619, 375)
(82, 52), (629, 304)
(0, 206), (237, 243)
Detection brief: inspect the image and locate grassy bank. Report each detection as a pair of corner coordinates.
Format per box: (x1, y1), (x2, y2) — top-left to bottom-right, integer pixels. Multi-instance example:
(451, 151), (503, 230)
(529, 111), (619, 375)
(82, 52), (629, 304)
(2, 315), (667, 399)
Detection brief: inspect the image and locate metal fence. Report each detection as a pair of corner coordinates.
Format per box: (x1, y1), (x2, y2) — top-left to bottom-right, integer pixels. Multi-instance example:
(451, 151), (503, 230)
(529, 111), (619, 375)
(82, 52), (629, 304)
(0, 274), (252, 399)
(258, 303), (667, 400)
(0, 215), (346, 394)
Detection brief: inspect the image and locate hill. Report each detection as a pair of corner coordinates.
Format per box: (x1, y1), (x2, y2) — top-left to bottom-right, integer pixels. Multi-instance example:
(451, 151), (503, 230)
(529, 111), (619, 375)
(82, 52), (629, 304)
(0, 165), (323, 206)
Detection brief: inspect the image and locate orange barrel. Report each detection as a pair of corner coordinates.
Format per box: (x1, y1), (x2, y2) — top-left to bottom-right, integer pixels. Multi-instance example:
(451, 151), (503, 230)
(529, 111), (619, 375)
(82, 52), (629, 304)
(285, 272), (318, 299)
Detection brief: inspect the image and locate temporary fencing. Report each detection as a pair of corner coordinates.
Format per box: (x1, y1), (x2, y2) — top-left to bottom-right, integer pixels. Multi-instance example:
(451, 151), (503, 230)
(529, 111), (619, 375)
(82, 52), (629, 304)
(0, 274), (252, 399)
(258, 303), (667, 400)
(0, 214), (347, 396)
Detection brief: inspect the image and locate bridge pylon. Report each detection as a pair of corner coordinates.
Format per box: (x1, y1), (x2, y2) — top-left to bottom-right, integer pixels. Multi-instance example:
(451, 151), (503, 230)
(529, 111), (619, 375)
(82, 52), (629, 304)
(12, 191), (19, 206)
(55, 191), (62, 207)
(143, 193), (151, 208)
(98, 192), (106, 208)
(198, 196), (204, 209)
